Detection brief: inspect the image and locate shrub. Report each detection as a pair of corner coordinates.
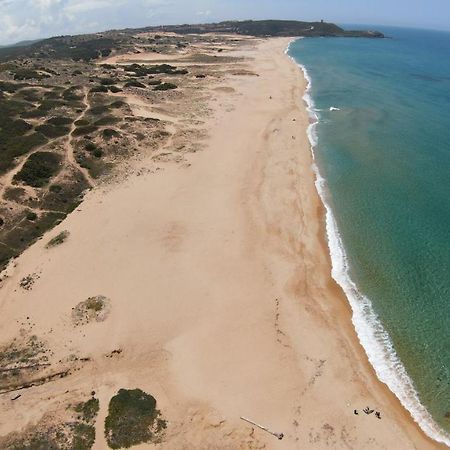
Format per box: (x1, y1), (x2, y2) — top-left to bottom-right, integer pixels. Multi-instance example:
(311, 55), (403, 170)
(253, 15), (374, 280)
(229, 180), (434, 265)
(26, 211), (38, 221)
(154, 82), (177, 91)
(104, 389), (166, 449)
(108, 85), (122, 93)
(74, 398), (100, 424)
(73, 126), (98, 137)
(103, 128), (119, 139)
(99, 78), (116, 86)
(47, 116), (73, 126)
(94, 116), (120, 126)
(36, 124), (70, 138)
(14, 151), (61, 187)
(13, 68), (50, 80)
(124, 80), (146, 88)
(90, 85), (108, 93)
(109, 100), (126, 109)
(49, 184), (62, 193)
(85, 142), (97, 152)
(75, 119), (90, 127)
(46, 230), (70, 248)
(63, 88), (84, 101)
(88, 105), (109, 115)
(0, 132), (48, 173)
(10, 119), (32, 136)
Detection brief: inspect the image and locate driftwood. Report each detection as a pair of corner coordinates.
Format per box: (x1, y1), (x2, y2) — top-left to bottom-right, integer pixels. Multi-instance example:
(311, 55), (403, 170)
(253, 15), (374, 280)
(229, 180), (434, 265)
(240, 416), (284, 440)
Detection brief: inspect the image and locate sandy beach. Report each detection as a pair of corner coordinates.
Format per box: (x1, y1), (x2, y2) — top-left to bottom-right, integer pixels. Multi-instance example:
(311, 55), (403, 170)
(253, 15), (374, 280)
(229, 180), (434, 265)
(0, 37), (444, 449)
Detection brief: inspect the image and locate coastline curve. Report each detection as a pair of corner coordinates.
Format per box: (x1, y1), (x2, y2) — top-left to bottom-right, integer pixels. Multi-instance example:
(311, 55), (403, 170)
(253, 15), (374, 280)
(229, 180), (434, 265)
(285, 39), (450, 448)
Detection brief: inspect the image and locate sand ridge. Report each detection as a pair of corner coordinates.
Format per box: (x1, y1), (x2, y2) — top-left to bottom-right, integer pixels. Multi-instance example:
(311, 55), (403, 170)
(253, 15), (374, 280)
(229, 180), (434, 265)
(0, 37), (444, 449)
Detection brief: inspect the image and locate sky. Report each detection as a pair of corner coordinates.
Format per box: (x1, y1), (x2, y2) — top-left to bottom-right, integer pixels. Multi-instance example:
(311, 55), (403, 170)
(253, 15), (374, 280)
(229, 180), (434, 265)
(0, 0), (449, 46)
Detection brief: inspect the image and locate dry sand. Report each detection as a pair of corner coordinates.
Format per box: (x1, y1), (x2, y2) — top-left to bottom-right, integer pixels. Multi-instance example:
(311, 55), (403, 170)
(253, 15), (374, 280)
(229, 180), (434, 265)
(0, 38), (444, 449)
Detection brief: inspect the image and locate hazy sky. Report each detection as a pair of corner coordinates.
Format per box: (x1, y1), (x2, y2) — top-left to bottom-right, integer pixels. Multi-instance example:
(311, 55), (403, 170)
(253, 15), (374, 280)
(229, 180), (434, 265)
(0, 0), (449, 45)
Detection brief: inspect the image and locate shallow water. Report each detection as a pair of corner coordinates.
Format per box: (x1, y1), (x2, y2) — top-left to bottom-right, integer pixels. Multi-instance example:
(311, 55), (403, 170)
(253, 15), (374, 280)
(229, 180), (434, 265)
(288, 26), (450, 444)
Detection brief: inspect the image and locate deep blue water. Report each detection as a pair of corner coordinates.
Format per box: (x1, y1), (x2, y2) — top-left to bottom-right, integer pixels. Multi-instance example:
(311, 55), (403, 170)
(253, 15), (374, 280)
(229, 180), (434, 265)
(288, 27), (450, 444)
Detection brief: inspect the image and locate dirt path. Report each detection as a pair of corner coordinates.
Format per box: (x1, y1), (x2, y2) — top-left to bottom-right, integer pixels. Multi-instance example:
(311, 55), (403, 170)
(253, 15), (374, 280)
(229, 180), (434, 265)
(65, 88), (95, 187)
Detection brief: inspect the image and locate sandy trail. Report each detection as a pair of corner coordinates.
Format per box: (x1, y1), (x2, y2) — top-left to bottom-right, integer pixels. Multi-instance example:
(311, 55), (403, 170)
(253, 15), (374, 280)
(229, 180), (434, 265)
(0, 38), (444, 449)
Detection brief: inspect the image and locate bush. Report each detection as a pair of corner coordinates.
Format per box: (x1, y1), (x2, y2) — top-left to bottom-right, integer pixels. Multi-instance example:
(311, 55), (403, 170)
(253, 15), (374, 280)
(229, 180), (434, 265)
(74, 398), (100, 424)
(49, 184), (62, 193)
(124, 80), (146, 88)
(36, 124), (70, 138)
(63, 88), (84, 101)
(109, 100), (126, 109)
(26, 211), (37, 221)
(154, 82), (177, 91)
(103, 128), (119, 139)
(73, 125), (98, 137)
(108, 85), (122, 93)
(13, 68), (50, 81)
(75, 119), (90, 127)
(90, 85), (108, 93)
(85, 142), (97, 152)
(88, 105), (109, 115)
(46, 230), (70, 248)
(94, 116), (120, 126)
(99, 78), (116, 86)
(10, 119), (33, 136)
(14, 152), (61, 187)
(47, 116), (73, 126)
(104, 389), (166, 449)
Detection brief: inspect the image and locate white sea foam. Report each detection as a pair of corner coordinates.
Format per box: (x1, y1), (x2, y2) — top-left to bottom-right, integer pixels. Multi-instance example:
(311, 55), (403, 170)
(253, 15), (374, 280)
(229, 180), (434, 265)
(329, 106), (341, 111)
(285, 42), (450, 447)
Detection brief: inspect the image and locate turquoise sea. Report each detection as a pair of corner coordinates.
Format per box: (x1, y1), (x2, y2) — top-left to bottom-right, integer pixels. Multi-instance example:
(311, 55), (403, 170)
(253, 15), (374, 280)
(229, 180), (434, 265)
(288, 27), (450, 445)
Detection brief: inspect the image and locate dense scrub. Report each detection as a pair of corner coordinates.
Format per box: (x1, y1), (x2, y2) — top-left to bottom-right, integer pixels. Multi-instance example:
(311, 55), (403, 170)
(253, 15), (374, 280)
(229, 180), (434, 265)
(14, 151), (61, 187)
(104, 389), (166, 449)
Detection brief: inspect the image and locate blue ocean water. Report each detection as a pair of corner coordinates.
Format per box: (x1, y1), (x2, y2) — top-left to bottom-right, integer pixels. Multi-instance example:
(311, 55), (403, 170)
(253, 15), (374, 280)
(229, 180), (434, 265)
(288, 27), (450, 445)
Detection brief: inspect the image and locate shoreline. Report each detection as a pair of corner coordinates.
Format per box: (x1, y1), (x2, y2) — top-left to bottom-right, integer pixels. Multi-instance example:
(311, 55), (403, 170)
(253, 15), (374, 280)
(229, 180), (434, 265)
(0, 36), (445, 449)
(288, 41), (450, 447)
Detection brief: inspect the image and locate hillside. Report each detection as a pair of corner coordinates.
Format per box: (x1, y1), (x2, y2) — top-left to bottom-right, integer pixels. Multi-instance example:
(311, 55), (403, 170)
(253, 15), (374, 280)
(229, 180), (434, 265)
(144, 20), (385, 38)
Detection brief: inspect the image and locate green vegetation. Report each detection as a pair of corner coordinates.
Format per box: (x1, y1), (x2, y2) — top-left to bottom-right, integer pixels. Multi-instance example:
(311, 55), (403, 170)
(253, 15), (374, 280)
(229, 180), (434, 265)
(46, 230), (70, 248)
(3, 395), (99, 450)
(88, 104), (109, 115)
(123, 63), (188, 76)
(90, 85), (108, 93)
(26, 211), (38, 221)
(47, 116), (73, 126)
(75, 119), (90, 126)
(36, 124), (71, 138)
(154, 82), (177, 91)
(14, 151), (61, 187)
(124, 80), (146, 89)
(105, 389), (166, 449)
(99, 78), (117, 86)
(94, 116), (120, 126)
(71, 295), (110, 325)
(108, 85), (122, 93)
(63, 87), (84, 101)
(75, 398), (100, 423)
(103, 128), (120, 139)
(109, 100), (126, 109)
(13, 68), (50, 81)
(73, 125), (98, 136)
